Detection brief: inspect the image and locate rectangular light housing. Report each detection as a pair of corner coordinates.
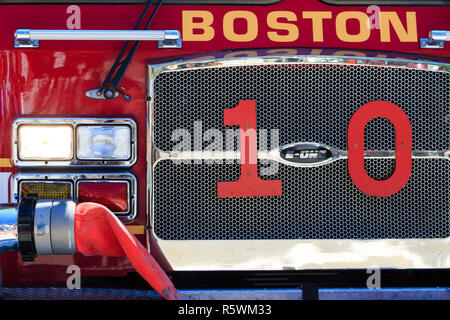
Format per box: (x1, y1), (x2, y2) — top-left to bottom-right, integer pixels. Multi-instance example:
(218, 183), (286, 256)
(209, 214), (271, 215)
(20, 181), (72, 199)
(77, 181), (129, 213)
(13, 173), (137, 222)
(77, 125), (131, 160)
(13, 118), (136, 167)
(18, 124), (73, 160)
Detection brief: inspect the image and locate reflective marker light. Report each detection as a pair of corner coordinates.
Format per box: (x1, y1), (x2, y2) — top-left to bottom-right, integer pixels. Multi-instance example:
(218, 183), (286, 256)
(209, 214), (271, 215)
(78, 181), (129, 213)
(18, 125), (73, 160)
(20, 181), (72, 200)
(14, 173), (136, 221)
(77, 125), (131, 160)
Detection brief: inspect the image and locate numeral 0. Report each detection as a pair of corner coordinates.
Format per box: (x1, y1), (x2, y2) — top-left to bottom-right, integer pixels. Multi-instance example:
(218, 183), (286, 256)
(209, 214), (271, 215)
(348, 100), (412, 197)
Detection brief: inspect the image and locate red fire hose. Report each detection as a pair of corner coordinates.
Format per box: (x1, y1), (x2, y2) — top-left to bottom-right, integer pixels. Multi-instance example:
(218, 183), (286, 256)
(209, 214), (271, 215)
(74, 202), (180, 300)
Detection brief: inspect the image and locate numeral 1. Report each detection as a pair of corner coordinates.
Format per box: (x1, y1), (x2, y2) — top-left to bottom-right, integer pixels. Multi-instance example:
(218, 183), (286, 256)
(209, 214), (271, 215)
(217, 100), (282, 198)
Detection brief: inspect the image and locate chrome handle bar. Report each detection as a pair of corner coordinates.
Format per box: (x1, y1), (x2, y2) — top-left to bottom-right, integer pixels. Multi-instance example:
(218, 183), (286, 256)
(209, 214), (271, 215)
(14, 29), (181, 48)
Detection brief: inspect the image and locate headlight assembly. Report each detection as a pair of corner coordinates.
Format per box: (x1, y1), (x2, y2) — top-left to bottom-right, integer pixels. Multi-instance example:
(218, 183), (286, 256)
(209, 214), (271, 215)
(13, 118), (136, 167)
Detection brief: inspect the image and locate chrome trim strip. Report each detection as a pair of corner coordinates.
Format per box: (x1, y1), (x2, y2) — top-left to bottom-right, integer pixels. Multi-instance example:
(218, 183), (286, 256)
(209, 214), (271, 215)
(149, 55), (450, 77)
(12, 118), (137, 167)
(146, 60), (158, 253)
(147, 54), (450, 271)
(11, 172), (137, 223)
(155, 147), (450, 168)
(156, 238), (450, 270)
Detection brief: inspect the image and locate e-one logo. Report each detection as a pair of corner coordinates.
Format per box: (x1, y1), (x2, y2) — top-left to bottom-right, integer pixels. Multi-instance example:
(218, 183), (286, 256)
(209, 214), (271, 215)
(279, 144), (333, 165)
(285, 149), (328, 160)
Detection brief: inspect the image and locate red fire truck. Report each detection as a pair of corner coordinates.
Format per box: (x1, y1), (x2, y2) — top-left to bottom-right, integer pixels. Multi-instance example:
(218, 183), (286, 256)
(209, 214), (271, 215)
(0, 0), (449, 300)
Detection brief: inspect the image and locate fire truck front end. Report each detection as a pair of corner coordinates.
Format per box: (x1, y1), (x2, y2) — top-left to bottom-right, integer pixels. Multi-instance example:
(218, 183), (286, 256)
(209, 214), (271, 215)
(0, 0), (449, 300)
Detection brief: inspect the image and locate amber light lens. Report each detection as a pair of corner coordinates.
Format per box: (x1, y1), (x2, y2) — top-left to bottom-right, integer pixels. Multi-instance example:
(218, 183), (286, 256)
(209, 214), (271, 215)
(77, 181), (129, 213)
(20, 181), (72, 199)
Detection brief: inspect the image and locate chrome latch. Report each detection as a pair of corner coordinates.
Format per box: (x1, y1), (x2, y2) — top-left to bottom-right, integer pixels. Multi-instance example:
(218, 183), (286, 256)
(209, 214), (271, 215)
(85, 88), (130, 101)
(420, 30), (450, 49)
(157, 30), (182, 48)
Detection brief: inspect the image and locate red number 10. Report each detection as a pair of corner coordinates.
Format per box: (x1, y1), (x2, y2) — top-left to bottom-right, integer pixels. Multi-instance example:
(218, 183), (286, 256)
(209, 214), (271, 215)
(217, 100), (412, 198)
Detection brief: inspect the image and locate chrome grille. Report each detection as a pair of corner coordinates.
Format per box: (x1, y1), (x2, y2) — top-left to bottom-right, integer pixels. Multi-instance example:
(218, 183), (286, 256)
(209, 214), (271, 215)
(151, 57), (450, 242)
(154, 64), (449, 151)
(154, 159), (449, 240)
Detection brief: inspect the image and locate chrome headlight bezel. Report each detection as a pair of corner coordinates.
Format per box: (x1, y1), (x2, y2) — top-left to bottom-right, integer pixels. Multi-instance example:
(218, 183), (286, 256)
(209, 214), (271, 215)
(12, 118), (137, 167)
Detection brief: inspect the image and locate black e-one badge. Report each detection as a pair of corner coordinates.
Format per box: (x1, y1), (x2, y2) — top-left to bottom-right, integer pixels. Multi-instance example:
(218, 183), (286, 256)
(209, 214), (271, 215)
(280, 144), (333, 165)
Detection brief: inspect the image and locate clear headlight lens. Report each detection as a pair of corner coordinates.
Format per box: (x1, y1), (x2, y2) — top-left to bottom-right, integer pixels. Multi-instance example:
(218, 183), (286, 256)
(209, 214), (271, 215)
(76, 125), (131, 160)
(18, 125), (73, 160)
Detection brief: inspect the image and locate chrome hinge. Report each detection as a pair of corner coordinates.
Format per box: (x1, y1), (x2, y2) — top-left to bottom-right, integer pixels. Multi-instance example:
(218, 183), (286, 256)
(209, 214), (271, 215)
(420, 30), (450, 49)
(14, 29), (182, 49)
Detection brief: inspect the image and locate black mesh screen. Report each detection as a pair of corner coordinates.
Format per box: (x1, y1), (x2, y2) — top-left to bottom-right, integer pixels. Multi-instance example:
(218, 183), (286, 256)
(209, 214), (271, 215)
(154, 159), (449, 240)
(154, 64), (449, 152)
(152, 62), (449, 241)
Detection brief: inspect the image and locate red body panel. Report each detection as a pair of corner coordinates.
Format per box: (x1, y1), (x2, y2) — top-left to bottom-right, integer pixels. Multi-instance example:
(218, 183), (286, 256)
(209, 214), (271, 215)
(0, 0), (448, 285)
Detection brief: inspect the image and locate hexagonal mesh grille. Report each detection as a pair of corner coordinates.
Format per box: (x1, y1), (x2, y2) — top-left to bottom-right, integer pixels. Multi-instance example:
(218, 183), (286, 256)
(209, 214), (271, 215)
(152, 62), (449, 241)
(153, 159), (449, 240)
(154, 64), (449, 151)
